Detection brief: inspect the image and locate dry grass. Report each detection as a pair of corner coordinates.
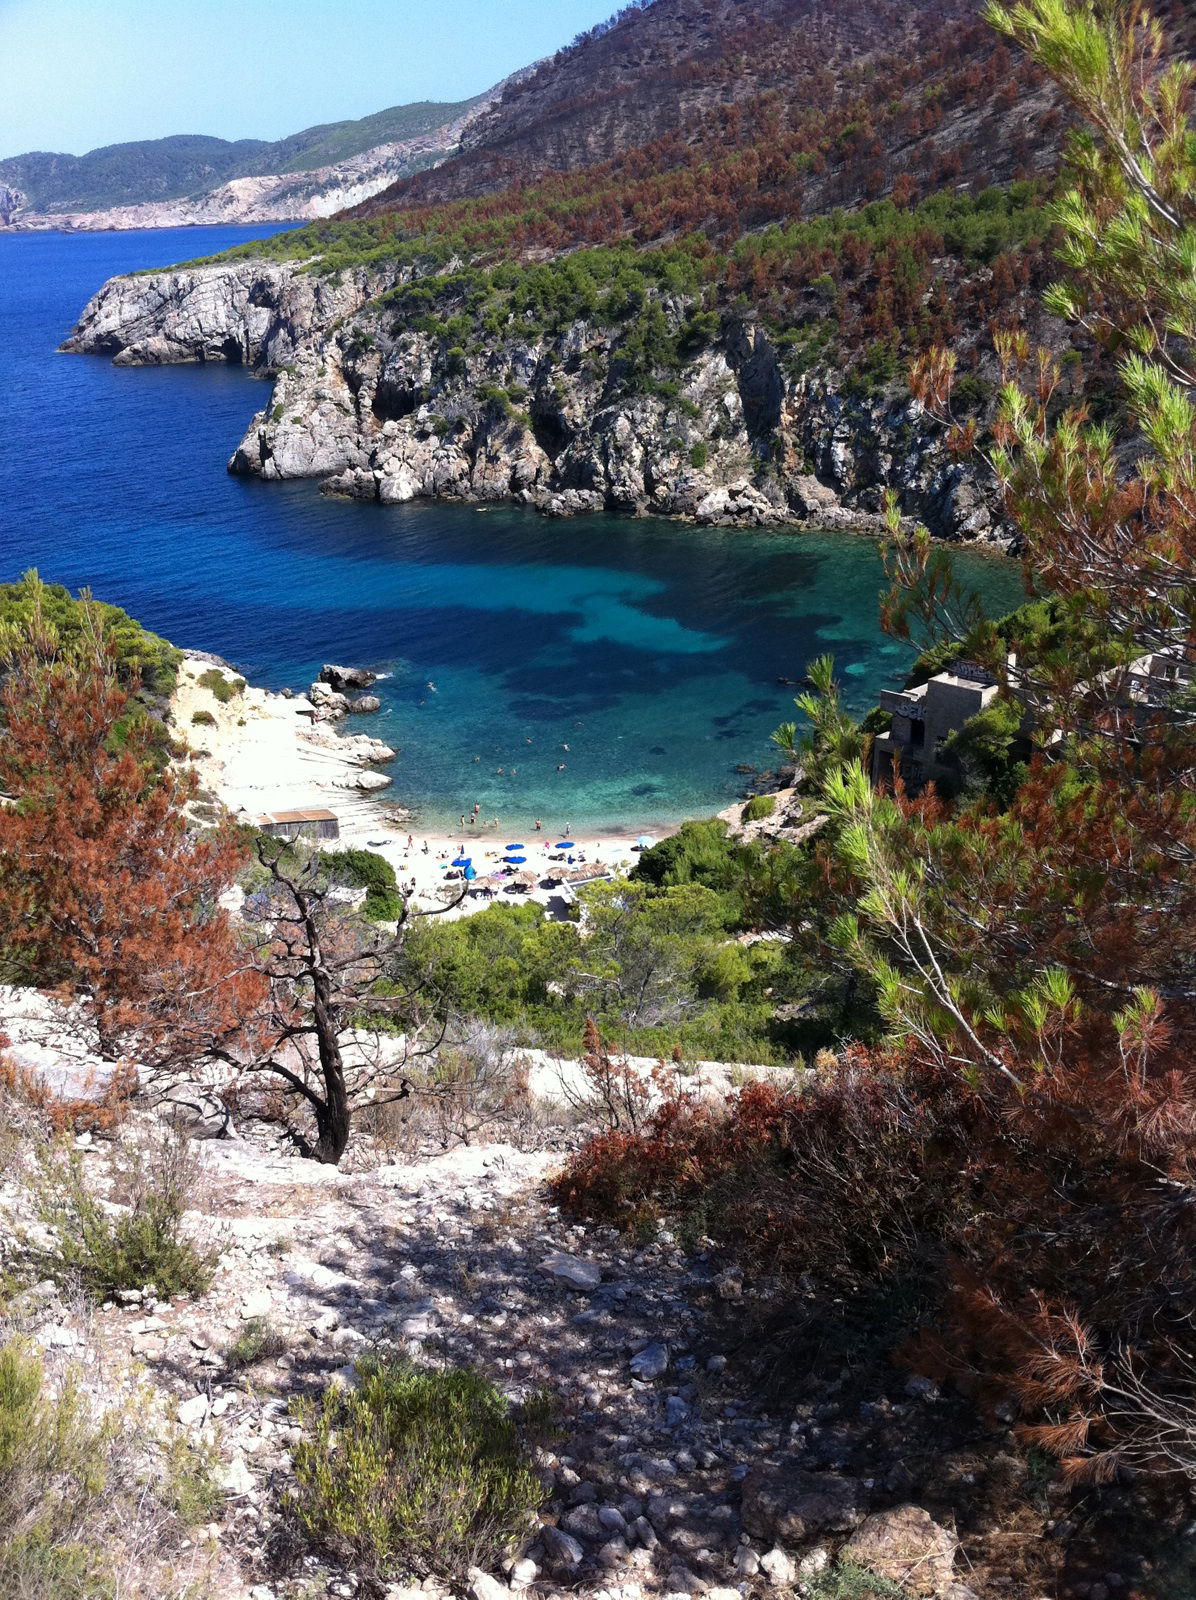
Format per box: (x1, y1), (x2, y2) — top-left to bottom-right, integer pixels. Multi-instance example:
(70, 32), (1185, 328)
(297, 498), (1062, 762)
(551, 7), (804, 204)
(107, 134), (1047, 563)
(0, 1335), (222, 1599)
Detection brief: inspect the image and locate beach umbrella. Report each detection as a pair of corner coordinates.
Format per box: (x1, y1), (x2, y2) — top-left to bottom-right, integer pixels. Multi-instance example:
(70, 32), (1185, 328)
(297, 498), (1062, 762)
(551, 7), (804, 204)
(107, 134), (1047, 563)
(505, 843), (526, 851)
(451, 854), (471, 867)
(464, 865), (477, 881)
(553, 841), (573, 851)
(505, 853), (527, 864)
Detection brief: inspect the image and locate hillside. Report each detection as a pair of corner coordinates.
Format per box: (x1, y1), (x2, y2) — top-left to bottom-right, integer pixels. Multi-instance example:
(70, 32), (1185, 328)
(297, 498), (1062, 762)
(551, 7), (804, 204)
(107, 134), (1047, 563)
(357, 0), (1060, 213)
(63, 0), (1077, 538)
(0, 98), (483, 217)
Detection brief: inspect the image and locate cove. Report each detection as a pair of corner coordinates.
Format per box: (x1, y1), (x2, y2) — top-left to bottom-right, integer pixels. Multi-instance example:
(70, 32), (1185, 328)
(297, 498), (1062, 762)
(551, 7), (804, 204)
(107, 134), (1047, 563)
(0, 226), (1024, 833)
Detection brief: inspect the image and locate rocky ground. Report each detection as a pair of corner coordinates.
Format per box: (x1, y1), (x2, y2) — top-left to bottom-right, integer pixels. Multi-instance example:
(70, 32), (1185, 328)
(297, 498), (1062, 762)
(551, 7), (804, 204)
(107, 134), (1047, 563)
(2, 1089), (1123, 1600)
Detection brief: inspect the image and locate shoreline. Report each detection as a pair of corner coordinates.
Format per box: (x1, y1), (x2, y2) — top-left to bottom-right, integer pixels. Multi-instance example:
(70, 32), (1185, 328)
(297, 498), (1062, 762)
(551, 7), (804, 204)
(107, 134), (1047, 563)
(173, 655), (680, 915)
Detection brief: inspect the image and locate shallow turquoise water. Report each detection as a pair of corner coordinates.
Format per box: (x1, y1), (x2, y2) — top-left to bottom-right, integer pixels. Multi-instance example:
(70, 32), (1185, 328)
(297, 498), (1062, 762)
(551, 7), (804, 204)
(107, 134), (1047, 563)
(0, 226), (1024, 833)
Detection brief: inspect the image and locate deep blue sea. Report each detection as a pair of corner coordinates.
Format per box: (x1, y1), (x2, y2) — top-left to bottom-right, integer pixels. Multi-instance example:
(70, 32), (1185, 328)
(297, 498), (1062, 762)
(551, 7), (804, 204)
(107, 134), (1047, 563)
(0, 225), (1023, 832)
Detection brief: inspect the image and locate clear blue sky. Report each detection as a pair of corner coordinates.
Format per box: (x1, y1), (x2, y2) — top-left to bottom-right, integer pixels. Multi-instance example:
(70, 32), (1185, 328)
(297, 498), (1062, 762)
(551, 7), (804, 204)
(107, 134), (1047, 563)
(0, 0), (619, 158)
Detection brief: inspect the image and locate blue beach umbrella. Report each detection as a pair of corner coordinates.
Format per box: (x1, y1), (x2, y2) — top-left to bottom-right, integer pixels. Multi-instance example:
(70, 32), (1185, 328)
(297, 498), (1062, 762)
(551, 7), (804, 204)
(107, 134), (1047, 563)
(464, 865), (477, 881)
(553, 841), (573, 851)
(451, 854), (471, 867)
(505, 843), (526, 851)
(505, 855), (527, 866)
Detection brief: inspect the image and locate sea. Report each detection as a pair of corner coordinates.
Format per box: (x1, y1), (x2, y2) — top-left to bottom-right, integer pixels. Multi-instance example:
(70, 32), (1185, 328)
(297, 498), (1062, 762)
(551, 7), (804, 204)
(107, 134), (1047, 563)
(0, 224), (1024, 834)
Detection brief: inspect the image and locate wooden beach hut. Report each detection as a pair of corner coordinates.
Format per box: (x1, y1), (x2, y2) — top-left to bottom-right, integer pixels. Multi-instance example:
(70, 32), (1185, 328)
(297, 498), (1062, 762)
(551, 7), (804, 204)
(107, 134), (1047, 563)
(255, 808), (340, 843)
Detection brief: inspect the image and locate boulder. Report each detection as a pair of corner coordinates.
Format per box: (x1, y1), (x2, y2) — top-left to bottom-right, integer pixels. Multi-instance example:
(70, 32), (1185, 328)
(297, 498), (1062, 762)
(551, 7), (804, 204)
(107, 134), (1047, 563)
(541, 1525), (585, 1570)
(840, 1505), (957, 1597)
(153, 1084), (231, 1139)
(350, 695), (382, 714)
(308, 682), (350, 721)
(740, 1465), (865, 1543)
(336, 769), (392, 792)
(467, 1568), (510, 1600)
(790, 474), (841, 516)
(319, 664), (378, 692)
(538, 1250), (602, 1290)
(630, 1341), (670, 1380)
(758, 1548), (795, 1586)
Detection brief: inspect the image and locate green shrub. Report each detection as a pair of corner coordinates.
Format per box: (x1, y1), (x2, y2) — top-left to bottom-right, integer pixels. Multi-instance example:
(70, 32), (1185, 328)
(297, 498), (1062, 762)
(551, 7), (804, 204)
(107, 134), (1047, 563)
(0, 1336), (217, 1597)
(288, 1359), (545, 1581)
(196, 668), (244, 704)
(29, 1129), (217, 1303)
(223, 1317), (288, 1371)
(689, 441), (709, 469)
(743, 794), (776, 821)
(0, 572), (181, 700)
(190, 710), (216, 728)
(0, 1339), (112, 1599)
(807, 1560), (911, 1598)
(323, 847), (404, 920)
(475, 384), (512, 418)
(952, 373), (993, 414)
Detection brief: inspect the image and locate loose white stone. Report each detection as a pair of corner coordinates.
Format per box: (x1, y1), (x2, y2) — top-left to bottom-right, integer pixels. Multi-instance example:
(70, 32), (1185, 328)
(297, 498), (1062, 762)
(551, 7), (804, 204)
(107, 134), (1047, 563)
(538, 1251), (602, 1290)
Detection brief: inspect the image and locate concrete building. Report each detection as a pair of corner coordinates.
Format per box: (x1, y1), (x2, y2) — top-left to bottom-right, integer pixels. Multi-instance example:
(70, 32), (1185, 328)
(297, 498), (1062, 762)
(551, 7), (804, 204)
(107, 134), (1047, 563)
(871, 661), (1000, 790)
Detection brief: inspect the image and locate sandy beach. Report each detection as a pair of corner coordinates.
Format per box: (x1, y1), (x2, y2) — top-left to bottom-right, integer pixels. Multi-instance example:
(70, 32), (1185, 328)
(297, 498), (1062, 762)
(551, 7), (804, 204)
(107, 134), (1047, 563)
(174, 655), (674, 916)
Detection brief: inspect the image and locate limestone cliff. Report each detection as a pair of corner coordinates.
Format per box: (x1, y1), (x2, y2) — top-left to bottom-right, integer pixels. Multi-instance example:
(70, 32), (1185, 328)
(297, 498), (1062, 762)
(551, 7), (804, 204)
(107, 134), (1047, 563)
(64, 256), (1004, 542)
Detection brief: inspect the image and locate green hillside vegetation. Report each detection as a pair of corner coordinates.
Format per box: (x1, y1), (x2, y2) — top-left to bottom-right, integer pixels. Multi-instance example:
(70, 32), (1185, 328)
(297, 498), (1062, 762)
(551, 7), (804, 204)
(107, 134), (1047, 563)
(0, 98), (478, 213)
(273, 99), (485, 174)
(187, 183), (1049, 399)
(0, 573), (180, 698)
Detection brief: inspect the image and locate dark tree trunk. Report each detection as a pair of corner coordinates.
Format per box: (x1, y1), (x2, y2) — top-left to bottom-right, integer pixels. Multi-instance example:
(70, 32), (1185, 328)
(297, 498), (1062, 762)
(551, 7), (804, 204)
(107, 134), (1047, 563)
(311, 967), (350, 1164)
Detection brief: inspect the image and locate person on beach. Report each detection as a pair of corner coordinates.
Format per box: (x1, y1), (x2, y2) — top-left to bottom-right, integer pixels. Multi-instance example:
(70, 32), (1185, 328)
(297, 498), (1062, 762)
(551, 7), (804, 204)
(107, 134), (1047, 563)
(460, 815), (466, 829)
(407, 835), (413, 851)
(535, 819), (542, 831)
(565, 822), (572, 836)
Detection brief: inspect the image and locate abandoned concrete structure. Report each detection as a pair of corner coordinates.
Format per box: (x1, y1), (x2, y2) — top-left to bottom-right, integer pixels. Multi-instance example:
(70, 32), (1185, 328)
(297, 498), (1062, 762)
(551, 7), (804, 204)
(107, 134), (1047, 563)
(871, 661), (1000, 790)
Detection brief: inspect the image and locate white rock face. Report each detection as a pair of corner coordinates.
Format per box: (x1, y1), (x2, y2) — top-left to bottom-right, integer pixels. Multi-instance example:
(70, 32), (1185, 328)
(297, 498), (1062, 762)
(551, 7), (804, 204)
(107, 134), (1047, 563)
(63, 255), (1010, 542)
(62, 262), (378, 373)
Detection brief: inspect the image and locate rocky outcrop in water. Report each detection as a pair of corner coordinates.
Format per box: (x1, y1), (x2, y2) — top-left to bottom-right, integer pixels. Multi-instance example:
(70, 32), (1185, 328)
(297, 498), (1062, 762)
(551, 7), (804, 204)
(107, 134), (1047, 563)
(61, 260), (385, 368)
(64, 256), (1007, 543)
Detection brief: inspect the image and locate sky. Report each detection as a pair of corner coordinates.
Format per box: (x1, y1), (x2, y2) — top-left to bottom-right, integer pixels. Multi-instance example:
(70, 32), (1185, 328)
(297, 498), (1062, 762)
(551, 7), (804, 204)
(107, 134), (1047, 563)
(0, 0), (619, 158)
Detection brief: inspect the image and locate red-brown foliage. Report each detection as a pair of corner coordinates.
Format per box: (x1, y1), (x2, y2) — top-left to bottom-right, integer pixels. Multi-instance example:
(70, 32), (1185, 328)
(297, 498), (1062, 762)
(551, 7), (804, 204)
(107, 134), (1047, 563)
(0, 592), (263, 1073)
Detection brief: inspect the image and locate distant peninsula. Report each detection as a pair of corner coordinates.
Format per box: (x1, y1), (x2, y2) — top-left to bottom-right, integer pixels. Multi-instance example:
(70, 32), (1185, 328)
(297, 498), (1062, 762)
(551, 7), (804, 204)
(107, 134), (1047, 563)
(0, 92), (501, 232)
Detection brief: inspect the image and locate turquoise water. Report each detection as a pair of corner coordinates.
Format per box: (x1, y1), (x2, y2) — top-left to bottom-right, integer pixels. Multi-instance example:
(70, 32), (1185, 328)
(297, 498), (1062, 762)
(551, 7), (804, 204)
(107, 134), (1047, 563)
(0, 226), (1023, 833)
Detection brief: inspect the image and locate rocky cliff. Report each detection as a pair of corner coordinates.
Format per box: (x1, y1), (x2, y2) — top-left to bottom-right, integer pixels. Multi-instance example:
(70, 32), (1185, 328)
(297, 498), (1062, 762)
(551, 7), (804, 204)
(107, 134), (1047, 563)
(64, 257), (1004, 542)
